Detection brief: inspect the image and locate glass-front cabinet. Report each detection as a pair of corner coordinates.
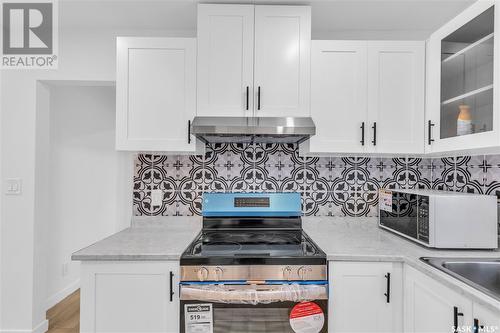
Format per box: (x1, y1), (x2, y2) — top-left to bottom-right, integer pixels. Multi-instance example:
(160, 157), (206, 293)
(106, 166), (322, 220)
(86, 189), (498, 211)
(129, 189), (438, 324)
(426, 1), (498, 154)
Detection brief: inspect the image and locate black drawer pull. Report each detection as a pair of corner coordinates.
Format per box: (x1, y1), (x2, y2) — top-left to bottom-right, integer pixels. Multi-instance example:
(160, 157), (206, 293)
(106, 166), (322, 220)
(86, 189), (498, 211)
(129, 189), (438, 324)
(428, 120), (435, 145)
(246, 86), (249, 111)
(187, 120), (191, 144)
(473, 318), (484, 333)
(257, 86), (261, 110)
(453, 306), (464, 333)
(169, 271), (174, 302)
(384, 272), (391, 303)
(360, 122), (365, 146)
(372, 122), (377, 146)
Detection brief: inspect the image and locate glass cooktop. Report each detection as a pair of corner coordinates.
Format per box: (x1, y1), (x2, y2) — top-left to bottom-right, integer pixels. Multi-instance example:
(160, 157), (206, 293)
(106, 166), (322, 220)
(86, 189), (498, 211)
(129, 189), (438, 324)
(180, 229), (326, 265)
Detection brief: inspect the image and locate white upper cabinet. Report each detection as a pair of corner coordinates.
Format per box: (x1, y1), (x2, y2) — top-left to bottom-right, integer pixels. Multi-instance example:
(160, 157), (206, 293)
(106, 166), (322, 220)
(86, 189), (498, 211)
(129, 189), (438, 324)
(197, 5), (254, 117)
(367, 41), (425, 154)
(254, 6), (311, 117)
(116, 37), (202, 153)
(302, 40), (424, 155)
(305, 41), (368, 154)
(197, 4), (311, 118)
(426, 1), (498, 154)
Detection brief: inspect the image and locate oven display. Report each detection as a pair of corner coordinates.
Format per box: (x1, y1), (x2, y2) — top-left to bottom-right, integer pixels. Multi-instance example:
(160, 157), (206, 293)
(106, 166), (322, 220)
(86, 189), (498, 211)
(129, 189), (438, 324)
(234, 197), (270, 208)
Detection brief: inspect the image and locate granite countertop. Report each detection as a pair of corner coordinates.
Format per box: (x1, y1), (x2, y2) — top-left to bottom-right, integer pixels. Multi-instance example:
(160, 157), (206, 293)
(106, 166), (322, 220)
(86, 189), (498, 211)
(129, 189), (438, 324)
(71, 216), (201, 261)
(72, 215), (500, 311)
(302, 217), (500, 311)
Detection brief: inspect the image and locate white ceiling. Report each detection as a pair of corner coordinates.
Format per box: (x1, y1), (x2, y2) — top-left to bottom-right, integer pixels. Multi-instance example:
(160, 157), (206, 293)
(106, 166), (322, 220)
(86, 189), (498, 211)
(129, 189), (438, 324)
(59, 0), (475, 39)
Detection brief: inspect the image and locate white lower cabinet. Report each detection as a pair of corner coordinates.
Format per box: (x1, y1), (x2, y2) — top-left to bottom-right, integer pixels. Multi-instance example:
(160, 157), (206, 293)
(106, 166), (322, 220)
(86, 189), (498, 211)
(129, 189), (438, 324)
(80, 261), (179, 333)
(329, 261), (403, 333)
(331, 262), (500, 333)
(404, 265), (500, 333)
(404, 265), (473, 333)
(404, 266), (500, 333)
(473, 302), (500, 332)
(77, 260), (500, 333)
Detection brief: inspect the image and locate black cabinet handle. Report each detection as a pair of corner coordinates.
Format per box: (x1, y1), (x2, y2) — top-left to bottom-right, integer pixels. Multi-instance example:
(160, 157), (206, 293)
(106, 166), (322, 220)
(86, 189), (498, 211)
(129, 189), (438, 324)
(246, 86), (249, 111)
(384, 272), (391, 303)
(428, 120), (435, 145)
(187, 120), (191, 144)
(453, 306), (464, 333)
(473, 318), (484, 333)
(360, 122), (365, 146)
(257, 86), (261, 110)
(169, 271), (174, 302)
(372, 122), (377, 146)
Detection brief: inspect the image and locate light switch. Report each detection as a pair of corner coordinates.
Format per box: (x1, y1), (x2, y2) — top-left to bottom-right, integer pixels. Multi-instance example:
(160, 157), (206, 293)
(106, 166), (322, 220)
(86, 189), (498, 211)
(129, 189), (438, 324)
(5, 178), (22, 195)
(151, 189), (163, 207)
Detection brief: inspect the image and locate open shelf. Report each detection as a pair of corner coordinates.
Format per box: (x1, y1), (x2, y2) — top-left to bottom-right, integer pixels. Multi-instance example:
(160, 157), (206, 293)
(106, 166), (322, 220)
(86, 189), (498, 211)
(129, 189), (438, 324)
(441, 84), (493, 106)
(442, 33), (494, 63)
(440, 86), (493, 139)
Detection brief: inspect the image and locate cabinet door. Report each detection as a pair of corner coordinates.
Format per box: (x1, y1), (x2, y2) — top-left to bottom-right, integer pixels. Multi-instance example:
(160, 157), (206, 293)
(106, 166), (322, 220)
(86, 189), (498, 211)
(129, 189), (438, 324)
(116, 37), (200, 153)
(404, 266), (472, 333)
(197, 4), (254, 117)
(367, 41), (425, 154)
(80, 261), (180, 333)
(303, 41), (368, 154)
(472, 302), (500, 333)
(254, 6), (311, 117)
(329, 262), (403, 333)
(425, 1), (497, 154)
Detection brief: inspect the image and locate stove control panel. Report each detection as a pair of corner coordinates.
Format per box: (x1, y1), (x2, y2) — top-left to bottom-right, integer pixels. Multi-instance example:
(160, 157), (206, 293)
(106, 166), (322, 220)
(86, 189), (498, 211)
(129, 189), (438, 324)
(196, 267), (209, 281)
(202, 193), (302, 217)
(297, 266), (313, 280)
(283, 266), (293, 280)
(214, 267), (224, 281)
(181, 265), (327, 282)
(284, 266), (313, 280)
(234, 197), (270, 208)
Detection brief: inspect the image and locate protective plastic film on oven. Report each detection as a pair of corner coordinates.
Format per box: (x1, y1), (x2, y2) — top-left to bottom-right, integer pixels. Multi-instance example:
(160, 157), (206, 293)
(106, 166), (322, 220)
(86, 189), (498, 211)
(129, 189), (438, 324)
(180, 284), (328, 333)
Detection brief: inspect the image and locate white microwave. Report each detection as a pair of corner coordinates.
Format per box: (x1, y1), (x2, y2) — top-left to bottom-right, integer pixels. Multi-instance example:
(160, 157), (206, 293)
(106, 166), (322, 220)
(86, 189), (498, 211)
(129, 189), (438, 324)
(378, 189), (498, 249)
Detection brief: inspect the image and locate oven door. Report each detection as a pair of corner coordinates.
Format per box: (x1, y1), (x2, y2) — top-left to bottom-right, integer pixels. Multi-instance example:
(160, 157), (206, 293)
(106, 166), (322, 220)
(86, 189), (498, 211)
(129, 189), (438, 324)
(180, 283), (328, 333)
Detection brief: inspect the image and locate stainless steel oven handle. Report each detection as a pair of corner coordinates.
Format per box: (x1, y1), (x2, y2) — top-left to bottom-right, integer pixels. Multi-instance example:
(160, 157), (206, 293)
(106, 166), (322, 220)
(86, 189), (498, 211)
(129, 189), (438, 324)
(180, 284), (328, 305)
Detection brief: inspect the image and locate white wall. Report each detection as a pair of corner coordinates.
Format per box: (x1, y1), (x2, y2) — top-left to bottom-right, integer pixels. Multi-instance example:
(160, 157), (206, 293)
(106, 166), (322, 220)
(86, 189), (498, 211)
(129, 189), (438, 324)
(0, 65), (3, 333)
(1, 25), (193, 332)
(33, 83), (51, 331)
(44, 85), (120, 308)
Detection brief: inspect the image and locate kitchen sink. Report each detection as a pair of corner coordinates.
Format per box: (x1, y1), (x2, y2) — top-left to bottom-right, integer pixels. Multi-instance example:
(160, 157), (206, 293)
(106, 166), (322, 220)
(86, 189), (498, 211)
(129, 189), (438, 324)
(421, 257), (500, 301)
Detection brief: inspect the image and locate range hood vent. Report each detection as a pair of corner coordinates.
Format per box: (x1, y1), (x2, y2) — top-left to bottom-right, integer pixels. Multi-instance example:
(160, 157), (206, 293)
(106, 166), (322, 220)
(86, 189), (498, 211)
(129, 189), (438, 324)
(191, 117), (316, 144)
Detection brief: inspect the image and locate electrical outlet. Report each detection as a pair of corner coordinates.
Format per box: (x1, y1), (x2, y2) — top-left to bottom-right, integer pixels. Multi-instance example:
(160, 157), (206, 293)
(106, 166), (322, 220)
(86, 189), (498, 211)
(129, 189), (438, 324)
(62, 263), (69, 277)
(5, 178), (22, 195)
(151, 189), (163, 207)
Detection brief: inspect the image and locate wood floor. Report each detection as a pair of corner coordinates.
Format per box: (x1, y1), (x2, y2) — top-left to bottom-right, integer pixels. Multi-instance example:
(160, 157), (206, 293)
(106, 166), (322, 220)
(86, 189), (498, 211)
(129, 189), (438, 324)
(46, 289), (80, 333)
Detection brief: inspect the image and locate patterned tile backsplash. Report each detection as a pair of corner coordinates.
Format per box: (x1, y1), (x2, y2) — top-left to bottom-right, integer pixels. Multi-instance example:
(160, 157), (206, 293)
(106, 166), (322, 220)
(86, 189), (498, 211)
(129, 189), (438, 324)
(133, 143), (500, 217)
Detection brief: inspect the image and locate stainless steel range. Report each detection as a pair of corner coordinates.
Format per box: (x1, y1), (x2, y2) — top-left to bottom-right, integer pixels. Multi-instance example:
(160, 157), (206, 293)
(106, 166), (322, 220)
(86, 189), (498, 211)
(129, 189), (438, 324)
(179, 193), (328, 333)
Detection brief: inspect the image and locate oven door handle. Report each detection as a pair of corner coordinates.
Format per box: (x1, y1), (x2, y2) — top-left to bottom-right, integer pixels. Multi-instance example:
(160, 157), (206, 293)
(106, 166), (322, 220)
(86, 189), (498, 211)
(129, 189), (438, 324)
(180, 284), (328, 304)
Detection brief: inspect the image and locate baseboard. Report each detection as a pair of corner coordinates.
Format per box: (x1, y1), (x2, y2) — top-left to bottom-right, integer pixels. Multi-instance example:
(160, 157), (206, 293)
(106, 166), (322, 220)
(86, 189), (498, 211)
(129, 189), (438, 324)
(32, 320), (48, 333)
(45, 279), (80, 311)
(0, 319), (48, 333)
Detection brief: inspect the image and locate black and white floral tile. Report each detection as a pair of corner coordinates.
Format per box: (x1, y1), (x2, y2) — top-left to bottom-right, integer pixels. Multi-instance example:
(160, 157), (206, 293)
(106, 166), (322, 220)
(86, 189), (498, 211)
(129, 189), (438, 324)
(132, 143), (500, 217)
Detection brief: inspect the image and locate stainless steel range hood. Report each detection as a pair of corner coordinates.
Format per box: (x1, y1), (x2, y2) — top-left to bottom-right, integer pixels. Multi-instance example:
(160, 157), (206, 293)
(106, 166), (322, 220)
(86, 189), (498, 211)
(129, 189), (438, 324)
(191, 117), (316, 144)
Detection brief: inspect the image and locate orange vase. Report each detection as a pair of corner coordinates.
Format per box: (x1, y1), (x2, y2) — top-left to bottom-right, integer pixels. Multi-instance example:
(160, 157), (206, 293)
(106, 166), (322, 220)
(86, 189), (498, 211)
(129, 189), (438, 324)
(457, 104), (472, 136)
